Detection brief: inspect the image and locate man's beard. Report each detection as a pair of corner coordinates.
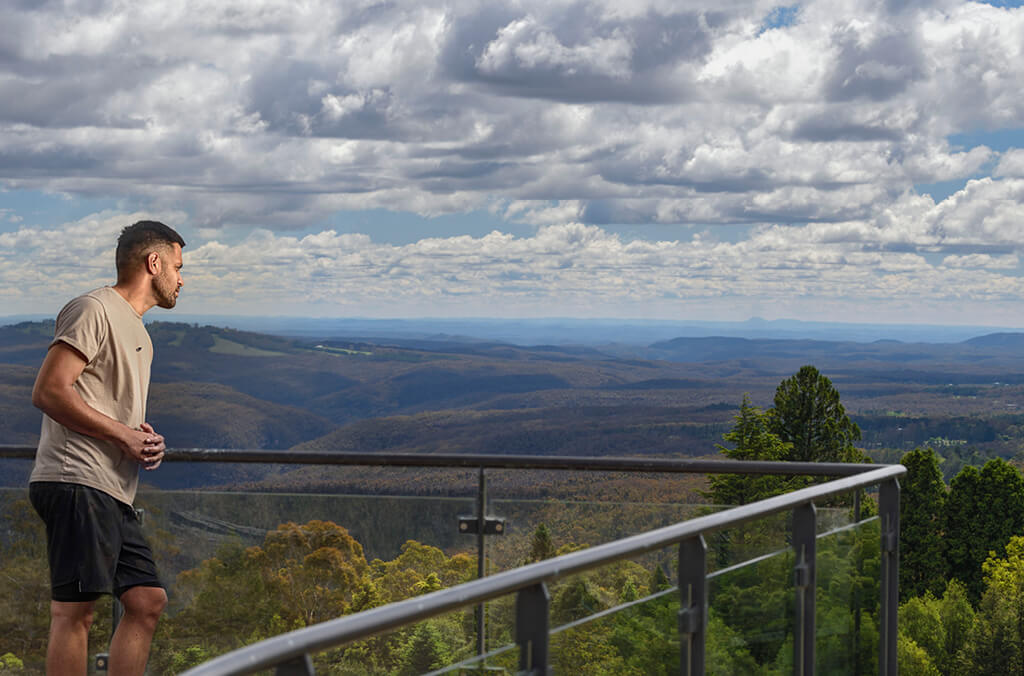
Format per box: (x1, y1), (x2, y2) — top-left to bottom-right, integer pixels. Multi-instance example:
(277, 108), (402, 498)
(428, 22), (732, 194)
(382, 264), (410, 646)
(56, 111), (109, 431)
(154, 278), (178, 308)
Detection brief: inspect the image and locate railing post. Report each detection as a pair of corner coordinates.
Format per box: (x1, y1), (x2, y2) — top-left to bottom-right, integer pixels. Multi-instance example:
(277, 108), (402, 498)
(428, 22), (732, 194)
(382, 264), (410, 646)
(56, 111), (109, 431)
(275, 653), (315, 675)
(879, 479), (900, 676)
(678, 535), (707, 676)
(793, 503), (816, 676)
(515, 583), (550, 675)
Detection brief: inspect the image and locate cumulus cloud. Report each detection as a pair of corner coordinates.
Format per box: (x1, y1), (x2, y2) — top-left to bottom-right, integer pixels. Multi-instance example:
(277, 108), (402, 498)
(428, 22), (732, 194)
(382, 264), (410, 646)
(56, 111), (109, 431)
(3, 0), (1024, 323)
(996, 149), (1024, 178)
(5, 196), (1024, 323)
(2, 0), (1021, 230)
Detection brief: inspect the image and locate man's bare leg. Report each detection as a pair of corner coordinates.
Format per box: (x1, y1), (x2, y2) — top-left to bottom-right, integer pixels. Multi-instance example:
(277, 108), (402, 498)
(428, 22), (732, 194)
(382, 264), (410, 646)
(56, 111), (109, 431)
(108, 586), (167, 676)
(47, 600), (96, 675)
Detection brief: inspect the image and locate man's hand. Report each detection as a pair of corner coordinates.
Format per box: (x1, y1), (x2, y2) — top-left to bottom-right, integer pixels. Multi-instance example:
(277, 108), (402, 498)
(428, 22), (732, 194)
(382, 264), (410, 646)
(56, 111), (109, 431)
(139, 422), (165, 470)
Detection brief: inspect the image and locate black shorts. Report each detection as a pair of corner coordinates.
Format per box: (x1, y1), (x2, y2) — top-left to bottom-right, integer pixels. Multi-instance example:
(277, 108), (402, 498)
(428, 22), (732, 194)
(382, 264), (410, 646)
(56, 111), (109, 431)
(29, 481), (164, 602)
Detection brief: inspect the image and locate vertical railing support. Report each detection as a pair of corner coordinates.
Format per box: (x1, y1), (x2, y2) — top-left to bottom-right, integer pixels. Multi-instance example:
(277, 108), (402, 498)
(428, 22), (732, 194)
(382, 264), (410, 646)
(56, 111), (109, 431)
(793, 503), (817, 676)
(476, 467), (487, 656)
(879, 479), (900, 676)
(275, 653), (315, 675)
(678, 535), (707, 676)
(515, 583), (550, 675)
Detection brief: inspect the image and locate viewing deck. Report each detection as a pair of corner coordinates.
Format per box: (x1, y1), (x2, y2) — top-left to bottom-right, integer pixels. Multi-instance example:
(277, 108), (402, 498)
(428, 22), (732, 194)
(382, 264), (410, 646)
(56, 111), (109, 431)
(0, 446), (903, 675)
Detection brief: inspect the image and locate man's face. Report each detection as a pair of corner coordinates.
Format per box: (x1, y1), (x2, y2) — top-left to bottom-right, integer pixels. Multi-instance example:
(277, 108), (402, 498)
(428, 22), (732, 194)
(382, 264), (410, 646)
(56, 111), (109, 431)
(153, 243), (184, 309)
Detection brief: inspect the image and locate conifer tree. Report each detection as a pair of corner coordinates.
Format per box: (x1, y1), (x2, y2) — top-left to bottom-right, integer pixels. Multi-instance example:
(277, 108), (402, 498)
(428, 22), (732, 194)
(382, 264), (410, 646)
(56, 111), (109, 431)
(769, 365), (862, 462)
(706, 395), (793, 505)
(526, 523), (557, 563)
(900, 448), (948, 600)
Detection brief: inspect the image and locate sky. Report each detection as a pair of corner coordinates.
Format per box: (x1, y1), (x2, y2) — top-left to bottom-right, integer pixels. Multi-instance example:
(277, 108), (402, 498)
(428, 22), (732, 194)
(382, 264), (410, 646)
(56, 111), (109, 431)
(3, 0), (1024, 326)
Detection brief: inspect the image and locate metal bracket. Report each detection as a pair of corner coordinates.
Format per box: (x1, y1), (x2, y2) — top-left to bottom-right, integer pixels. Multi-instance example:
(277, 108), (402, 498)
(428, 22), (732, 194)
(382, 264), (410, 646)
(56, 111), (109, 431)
(794, 562), (811, 588)
(459, 516), (506, 535)
(678, 605), (702, 635)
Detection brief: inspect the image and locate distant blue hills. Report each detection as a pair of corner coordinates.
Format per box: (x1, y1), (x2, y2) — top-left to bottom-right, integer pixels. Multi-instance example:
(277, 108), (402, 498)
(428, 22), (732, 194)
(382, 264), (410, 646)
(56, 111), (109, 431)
(3, 314), (1018, 346)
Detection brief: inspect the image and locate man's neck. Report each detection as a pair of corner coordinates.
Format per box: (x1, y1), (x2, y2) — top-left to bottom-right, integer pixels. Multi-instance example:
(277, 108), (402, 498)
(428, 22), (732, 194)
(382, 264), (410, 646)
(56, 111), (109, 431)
(112, 281), (155, 317)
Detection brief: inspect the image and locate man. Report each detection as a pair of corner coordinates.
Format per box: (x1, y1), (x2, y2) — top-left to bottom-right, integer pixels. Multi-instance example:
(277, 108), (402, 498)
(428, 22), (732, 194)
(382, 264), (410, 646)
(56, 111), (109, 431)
(29, 220), (185, 675)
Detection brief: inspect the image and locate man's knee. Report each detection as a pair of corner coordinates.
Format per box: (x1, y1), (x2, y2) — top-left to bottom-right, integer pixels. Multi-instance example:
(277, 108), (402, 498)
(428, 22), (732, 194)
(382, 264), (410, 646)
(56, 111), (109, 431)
(120, 586), (167, 622)
(51, 600), (96, 632)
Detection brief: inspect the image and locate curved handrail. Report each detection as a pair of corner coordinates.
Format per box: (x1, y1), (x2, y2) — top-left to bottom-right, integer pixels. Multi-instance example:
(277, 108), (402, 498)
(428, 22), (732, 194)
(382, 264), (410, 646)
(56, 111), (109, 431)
(181, 463), (905, 676)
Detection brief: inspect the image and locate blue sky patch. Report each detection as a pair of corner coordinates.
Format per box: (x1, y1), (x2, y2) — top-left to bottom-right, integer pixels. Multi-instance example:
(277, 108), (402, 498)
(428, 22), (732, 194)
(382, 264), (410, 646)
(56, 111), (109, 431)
(760, 5), (800, 33)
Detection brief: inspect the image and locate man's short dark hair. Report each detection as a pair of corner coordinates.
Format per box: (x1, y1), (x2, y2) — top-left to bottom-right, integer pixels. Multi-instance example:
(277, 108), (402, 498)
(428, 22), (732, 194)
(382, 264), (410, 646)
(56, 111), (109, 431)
(116, 221), (186, 277)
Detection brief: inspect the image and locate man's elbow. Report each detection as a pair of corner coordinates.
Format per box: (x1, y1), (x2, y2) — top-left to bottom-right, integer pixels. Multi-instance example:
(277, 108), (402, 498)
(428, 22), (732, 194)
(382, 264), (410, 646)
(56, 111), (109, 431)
(32, 384), (57, 415)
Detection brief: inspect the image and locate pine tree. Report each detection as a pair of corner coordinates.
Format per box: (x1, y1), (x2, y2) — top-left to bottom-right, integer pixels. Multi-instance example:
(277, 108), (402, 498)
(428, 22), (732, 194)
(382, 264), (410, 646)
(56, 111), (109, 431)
(526, 523), (557, 563)
(769, 365), (862, 463)
(706, 395), (793, 505)
(900, 448), (948, 600)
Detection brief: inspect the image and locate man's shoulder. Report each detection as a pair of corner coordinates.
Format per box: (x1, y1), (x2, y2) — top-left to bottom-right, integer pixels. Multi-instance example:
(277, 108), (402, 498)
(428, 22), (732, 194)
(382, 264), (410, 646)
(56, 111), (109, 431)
(56, 289), (108, 323)
(61, 287), (111, 312)
(82, 286), (119, 306)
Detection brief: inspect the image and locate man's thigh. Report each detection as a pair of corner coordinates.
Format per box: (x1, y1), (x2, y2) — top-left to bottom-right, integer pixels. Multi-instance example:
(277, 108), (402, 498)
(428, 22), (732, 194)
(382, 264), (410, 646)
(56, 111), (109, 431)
(29, 482), (162, 601)
(113, 508), (163, 598)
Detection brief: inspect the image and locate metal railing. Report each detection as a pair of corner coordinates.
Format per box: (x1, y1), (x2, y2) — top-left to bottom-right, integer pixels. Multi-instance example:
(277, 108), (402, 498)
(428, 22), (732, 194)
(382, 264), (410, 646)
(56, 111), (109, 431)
(0, 446), (904, 675)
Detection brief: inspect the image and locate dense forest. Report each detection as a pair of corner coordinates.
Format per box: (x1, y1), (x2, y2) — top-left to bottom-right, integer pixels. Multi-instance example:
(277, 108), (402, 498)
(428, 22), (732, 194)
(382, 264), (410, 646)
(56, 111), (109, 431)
(5, 320), (1024, 472)
(6, 321), (1024, 672)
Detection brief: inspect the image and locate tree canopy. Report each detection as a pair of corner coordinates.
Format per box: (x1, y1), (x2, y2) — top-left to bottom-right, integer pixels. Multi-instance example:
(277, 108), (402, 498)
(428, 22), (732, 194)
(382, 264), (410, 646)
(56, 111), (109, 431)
(945, 459), (1024, 601)
(706, 395), (793, 505)
(769, 365), (862, 463)
(900, 448), (948, 600)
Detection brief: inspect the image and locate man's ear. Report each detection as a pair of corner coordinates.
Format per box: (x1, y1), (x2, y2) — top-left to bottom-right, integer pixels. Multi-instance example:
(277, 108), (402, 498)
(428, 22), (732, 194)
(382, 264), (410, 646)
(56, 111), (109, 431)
(146, 251), (161, 275)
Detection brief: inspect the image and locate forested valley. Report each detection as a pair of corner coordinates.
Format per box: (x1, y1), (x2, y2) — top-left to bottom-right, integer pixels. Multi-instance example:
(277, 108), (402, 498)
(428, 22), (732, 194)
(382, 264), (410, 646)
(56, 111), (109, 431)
(5, 321), (1024, 672)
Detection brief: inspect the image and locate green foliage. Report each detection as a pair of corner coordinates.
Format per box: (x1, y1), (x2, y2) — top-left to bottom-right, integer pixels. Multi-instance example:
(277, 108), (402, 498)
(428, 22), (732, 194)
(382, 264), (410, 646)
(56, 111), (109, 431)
(551, 578), (602, 626)
(706, 396), (794, 505)
(945, 459), (1024, 601)
(150, 526), (479, 674)
(957, 536), (1024, 673)
(0, 499), (50, 670)
(769, 365), (863, 463)
(525, 523), (557, 563)
(395, 621), (454, 675)
(709, 549), (794, 664)
(607, 596), (678, 675)
(900, 448), (948, 599)
(0, 653), (24, 671)
(900, 594), (944, 667)
(705, 611), (759, 675)
(650, 565), (670, 592)
(897, 634), (941, 676)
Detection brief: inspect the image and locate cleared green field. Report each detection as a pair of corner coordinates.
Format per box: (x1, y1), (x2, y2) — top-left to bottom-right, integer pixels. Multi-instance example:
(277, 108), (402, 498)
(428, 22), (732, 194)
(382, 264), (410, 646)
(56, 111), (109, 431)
(314, 344), (373, 356)
(208, 334), (287, 357)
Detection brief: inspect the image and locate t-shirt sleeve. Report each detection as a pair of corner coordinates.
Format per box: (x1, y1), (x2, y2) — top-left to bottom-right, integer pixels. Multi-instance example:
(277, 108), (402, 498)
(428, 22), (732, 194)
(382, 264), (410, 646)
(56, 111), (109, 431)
(51, 295), (108, 363)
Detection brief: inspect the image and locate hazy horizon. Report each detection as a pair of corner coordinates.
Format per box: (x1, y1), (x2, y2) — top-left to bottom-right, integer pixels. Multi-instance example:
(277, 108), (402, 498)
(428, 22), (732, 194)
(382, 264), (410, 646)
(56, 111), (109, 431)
(4, 312), (1019, 345)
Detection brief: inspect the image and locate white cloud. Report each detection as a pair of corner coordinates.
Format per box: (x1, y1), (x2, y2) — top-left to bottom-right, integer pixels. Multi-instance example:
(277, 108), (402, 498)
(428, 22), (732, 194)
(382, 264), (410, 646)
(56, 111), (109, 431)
(996, 149), (1024, 178)
(476, 16), (634, 80)
(3, 0), (1024, 323)
(943, 253), (1020, 269)
(5, 200), (1024, 324)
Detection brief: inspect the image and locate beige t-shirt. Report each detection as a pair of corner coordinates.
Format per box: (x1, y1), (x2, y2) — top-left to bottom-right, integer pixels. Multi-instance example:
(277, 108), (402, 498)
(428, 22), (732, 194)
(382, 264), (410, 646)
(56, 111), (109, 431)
(30, 287), (153, 505)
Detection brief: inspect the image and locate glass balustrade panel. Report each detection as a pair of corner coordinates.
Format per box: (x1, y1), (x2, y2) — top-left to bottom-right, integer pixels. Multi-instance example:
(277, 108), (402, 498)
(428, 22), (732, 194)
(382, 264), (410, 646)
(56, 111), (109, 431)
(707, 540), (795, 673)
(816, 516), (882, 676)
(544, 547), (682, 676)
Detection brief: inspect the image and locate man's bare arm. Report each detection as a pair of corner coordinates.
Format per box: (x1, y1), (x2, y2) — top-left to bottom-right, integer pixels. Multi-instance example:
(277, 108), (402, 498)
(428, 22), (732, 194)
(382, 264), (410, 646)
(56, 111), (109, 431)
(32, 342), (165, 468)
